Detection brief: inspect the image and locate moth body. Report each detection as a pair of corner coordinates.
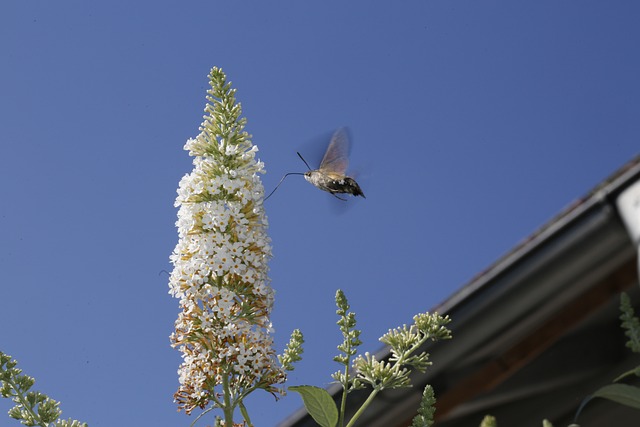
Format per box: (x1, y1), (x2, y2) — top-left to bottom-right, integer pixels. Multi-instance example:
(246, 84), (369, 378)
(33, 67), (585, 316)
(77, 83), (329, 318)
(304, 170), (365, 198)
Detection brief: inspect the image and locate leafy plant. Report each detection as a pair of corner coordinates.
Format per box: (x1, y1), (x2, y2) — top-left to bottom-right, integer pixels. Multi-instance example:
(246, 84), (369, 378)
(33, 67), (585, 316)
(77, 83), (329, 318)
(574, 293), (640, 420)
(0, 352), (87, 427)
(291, 290), (452, 427)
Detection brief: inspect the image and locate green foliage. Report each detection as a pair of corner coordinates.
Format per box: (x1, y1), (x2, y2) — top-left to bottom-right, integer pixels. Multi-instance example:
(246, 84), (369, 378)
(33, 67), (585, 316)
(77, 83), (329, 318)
(620, 292), (640, 353)
(293, 290), (451, 427)
(480, 415), (569, 427)
(483, 294), (640, 427)
(591, 383), (640, 409)
(578, 382), (640, 416)
(53, 420), (89, 427)
(411, 385), (436, 427)
(575, 292), (640, 422)
(479, 415), (497, 427)
(289, 386), (338, 427)
(0, 352), (87, 427)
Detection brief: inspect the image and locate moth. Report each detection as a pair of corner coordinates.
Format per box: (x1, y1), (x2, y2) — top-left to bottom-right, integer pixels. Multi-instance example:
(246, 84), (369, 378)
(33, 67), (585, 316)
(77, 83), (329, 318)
(265, 127), (365, 201)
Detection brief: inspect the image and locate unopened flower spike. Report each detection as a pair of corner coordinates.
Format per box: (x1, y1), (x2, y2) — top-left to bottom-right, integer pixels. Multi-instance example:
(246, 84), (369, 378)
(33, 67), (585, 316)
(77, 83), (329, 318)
(410, 385), (436, 427)
(332, 289), (363, 380)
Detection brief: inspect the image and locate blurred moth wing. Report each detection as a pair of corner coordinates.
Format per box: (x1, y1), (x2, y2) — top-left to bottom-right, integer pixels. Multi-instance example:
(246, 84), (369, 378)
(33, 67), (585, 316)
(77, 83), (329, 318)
(318, 127), (350, 178)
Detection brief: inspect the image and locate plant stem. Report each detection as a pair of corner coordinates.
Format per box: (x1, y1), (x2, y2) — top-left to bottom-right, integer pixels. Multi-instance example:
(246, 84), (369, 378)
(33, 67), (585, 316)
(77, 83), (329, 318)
(222, 373), (234, 427)
(5, 377), (47, 427)
(338, 365), (349, 427)
(345, 388), (380, 427)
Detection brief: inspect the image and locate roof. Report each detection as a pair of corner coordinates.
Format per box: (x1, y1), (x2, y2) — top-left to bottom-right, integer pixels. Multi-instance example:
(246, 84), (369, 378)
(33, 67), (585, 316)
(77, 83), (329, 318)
(279, 155), (640, 427)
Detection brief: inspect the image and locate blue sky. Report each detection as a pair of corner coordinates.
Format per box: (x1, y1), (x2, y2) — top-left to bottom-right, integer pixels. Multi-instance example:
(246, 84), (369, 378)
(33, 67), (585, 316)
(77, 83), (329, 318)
(1, 2), (639, 426)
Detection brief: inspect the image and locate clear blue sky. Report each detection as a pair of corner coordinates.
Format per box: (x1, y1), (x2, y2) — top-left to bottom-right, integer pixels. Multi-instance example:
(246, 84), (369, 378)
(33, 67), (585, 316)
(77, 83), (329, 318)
(1, 2), (639, 426)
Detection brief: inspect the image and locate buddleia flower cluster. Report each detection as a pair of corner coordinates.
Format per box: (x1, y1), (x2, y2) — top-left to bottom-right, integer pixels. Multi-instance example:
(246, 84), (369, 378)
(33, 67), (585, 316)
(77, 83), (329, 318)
(168, 67), (301, 420)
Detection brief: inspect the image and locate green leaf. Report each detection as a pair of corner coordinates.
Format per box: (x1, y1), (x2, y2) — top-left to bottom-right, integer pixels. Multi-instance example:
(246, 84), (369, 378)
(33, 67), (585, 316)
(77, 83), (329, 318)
(592, 383), (640, 409)
(576, 383), (640, 421)
(289, 385), (338, 427)
(613, 366), (640, 383)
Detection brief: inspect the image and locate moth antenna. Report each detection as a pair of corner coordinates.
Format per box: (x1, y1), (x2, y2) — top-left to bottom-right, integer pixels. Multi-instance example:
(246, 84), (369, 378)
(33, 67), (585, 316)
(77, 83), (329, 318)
(296, 152), (312, 170)
(264, 172), (305, 201)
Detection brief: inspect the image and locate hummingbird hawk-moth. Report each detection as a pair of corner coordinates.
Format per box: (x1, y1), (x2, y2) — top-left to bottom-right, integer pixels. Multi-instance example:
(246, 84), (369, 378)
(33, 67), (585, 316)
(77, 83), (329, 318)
(264, 127), (365, 201)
